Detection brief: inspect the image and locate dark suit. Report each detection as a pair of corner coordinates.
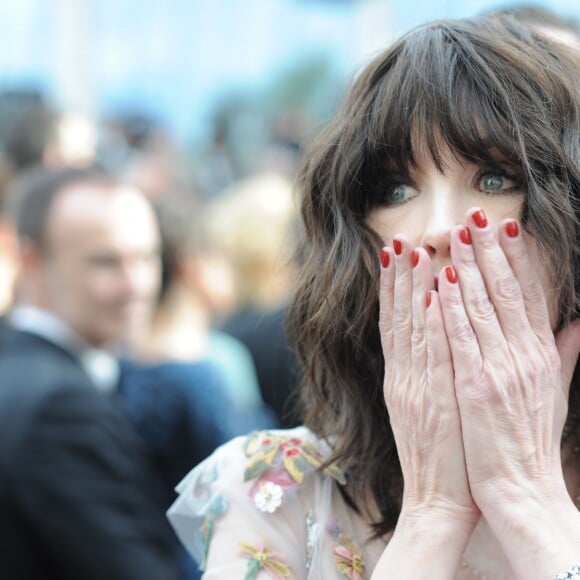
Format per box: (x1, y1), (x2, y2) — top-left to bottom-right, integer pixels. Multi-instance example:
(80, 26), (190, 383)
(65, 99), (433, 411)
(0, 321), (181, 580)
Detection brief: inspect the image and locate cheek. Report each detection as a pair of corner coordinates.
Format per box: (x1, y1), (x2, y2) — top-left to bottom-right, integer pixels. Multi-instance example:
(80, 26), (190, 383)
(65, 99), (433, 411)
(84, 271), (120, 303)
(365, 210), (399, 244)
(47, 262), (82, 298)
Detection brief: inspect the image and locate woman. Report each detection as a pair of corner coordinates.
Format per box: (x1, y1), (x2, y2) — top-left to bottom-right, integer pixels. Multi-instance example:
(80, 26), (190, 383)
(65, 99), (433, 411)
(169, 14), (580, 579)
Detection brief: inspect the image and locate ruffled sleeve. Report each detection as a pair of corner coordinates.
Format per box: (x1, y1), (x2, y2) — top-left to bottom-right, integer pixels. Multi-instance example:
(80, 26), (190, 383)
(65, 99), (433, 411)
(168, 426), (349, 579)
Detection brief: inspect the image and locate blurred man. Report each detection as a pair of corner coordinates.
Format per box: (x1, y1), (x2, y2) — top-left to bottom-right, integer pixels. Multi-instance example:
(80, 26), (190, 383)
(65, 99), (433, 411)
(0, 166), (181, 579)
(11, 166), (159, 351)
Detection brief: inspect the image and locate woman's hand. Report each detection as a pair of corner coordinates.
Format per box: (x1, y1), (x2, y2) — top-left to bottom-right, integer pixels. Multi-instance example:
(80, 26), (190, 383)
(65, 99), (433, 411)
(438, 208), (570, 507)
(437, 208), (580, 575)
(372, 237), (478, 578)
(379, 235), (478, 525)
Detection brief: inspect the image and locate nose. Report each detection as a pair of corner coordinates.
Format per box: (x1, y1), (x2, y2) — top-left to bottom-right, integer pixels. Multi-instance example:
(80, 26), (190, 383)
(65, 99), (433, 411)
(420, 198), (458, 262)
(422, 225), (451, 261)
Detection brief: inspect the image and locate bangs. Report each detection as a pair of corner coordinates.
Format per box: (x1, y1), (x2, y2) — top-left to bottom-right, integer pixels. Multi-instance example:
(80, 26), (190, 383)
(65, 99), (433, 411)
(358, 20), (536, 196)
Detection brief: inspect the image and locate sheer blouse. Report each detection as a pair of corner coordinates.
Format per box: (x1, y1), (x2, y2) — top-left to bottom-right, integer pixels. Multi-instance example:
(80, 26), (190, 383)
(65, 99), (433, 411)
(168, 426), (388, 579)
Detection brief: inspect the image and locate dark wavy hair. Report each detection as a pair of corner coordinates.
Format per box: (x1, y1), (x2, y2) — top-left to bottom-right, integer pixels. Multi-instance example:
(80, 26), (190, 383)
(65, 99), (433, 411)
(288, 15), (580, 538)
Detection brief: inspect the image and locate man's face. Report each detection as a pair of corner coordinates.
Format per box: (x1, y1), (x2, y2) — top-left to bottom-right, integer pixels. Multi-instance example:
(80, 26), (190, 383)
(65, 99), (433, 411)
(39, 182), (160, 348)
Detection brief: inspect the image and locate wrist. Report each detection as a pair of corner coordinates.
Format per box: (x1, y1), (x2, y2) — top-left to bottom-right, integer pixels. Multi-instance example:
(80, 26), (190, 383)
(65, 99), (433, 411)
(397, 502), (478, 543)
(400, 495), (480, 529)
(371, 506), (477, 579)
(482, 490), (580, 578)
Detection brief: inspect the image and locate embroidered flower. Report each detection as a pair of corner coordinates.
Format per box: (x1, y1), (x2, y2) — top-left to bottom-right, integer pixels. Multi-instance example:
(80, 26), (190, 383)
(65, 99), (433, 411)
(179, 463), (229, 571)
(327, 521), (365, 580)
(199, 494), (229, 569)
(254, 481), (284, 513)
(332, 535), (364, 580)
(239, 540), (291, 579)
(243, 431), (346, 511)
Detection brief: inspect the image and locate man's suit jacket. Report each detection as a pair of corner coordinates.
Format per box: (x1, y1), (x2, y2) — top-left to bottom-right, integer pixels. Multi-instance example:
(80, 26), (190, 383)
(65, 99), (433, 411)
(0, 320), (182, 580)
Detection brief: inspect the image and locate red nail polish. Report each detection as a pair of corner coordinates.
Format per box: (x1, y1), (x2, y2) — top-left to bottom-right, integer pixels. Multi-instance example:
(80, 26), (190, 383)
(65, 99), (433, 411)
(393, 239), (402, 255)
(506, 220), (519, 238)
(445, 265), (458, 284)
(426, 290), (432, 308)
(459, 227), (472, 245)
(411, 249), (419, 268)
(472, 210), (488, 228)
(380, 248), (390, 268)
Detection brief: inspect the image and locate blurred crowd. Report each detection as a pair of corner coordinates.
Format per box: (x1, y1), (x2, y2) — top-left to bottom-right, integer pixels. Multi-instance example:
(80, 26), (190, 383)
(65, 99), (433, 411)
(3, 5), (576, 579)
(0, 87), (308, 579)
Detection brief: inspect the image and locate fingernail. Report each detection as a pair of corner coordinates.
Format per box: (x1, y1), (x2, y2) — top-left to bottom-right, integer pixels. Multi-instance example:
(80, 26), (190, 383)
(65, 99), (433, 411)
(459, 227), (472, 245)
(471, 209), (488, 228)
(393, 238), (402, 255)
(505, 220), (519, 238)
(426, 290), (432, 308)
(411, 249), (419, 267)
(380, 248), (390, 268)
(445, 265), (458, 284)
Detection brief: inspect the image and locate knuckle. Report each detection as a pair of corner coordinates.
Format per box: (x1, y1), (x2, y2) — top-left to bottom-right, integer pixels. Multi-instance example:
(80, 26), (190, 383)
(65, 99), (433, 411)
(492, 273), (521, 301)
(509, 242), (528, 265)
(379, 326), (394, 355)
(411, 326), (425, 348)
(392, 309), (412, 330)
(524, 279), (545, 303)
(444, 291), (464, 309)
(378, 319), (390, 335)
(449, 319), (476, 344)
(466, 294), (496, 323)
(480, 236), (497, 252)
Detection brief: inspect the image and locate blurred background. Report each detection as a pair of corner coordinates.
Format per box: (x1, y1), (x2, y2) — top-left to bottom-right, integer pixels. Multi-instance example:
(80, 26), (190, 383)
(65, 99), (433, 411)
(0, 0), (577, 183)
(1, 0), (579, 429)
(1, 2), (579, 577)
(0, 0), (578, 422)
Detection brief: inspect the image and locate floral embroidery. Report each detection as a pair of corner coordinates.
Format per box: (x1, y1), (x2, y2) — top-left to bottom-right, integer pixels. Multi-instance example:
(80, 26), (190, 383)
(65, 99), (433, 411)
(254, 481), (284, 513)
(239, 541), (292, 579)
(185, 463), (229, 570)
(327, 519), (365, 580)
(199, 494), (228, 570)
(190, 463), (218, 503)
(332, 536), (364, 580)
(243, 431), (346, 512)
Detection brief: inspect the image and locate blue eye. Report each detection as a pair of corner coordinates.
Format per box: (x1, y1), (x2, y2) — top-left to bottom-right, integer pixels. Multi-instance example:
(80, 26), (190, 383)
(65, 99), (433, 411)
(371, 182), (416, 207)
(478, 171), (522, 193)
(391, 184), (409, 202)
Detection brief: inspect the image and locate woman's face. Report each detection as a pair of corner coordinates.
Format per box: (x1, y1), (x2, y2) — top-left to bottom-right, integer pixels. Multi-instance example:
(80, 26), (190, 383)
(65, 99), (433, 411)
(365, 144), (560, 329)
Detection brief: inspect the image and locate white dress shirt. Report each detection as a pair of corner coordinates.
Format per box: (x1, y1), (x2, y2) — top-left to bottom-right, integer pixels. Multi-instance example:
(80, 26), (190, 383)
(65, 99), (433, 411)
(9, 305), (120, 393)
